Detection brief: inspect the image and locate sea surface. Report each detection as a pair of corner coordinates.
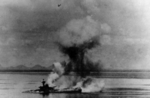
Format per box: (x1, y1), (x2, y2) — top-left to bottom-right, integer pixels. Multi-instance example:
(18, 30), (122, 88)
(0, 72), (150, 98)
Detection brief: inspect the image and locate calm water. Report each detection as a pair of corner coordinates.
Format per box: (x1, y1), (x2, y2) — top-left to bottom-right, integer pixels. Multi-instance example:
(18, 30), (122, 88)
(0, 72), (150, 98)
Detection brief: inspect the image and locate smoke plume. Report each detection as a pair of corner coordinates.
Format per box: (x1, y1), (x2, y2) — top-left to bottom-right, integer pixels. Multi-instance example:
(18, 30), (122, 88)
(56, 16), (104, 76)
(46, 15), (105, 92)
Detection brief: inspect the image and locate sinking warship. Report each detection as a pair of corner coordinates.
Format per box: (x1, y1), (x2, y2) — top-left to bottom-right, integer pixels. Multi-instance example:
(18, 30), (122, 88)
(23, 79), (82, 95)
(23, 38), (103, 95)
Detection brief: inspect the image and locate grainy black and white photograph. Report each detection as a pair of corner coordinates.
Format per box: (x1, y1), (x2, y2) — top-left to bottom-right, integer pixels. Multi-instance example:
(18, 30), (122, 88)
(0, 0), (150, 98)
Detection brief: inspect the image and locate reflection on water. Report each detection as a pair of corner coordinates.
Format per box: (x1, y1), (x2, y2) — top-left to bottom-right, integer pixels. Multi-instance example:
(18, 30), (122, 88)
(41, 91), (150, 98)
(43, 94), (100, 98)
(1, 73), (150, 98)
(49, 94), (99, 98)
(39, 87), (150, 98)
(41, 88), (150, 98)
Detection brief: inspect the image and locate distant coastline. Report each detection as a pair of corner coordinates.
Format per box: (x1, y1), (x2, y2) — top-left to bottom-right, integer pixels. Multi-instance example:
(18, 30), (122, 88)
(0, 69), (52, 72)
(0, 69), (150, 72)
(0, 70), (150, 79)
(0, 64), (53, 72)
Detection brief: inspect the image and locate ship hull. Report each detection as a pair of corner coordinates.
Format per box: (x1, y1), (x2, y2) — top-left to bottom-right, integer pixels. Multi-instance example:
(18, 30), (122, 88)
(23, 88), (82, 94)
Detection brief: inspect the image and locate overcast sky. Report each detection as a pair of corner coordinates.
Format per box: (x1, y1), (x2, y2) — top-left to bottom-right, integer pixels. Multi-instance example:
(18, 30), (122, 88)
(0, 0), (150, 69)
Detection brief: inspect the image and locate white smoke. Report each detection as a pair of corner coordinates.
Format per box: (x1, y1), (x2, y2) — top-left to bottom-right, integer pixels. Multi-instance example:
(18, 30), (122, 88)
(47, 62), (64, 87)
(74, 77), (105, 93)
(54, 75), (81, 90)
(47, 62), (105, 92)
(52, 62), (65, 75)
(47, 72), (59, 87)
(47, 62), (82, 89)
(58, 16), (110, 46)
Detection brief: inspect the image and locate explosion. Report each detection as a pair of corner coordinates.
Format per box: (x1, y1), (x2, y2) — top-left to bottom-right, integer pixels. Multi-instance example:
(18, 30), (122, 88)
(47, 16), (105, 92)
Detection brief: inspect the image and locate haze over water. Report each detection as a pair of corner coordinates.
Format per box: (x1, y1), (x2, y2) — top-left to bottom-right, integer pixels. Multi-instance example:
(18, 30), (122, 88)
(1, 72), (150, 98)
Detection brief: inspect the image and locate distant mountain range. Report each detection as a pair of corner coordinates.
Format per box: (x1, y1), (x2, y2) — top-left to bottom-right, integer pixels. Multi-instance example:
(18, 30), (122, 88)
(30, 64), (47, 70)
(1, 64), (52, 71)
